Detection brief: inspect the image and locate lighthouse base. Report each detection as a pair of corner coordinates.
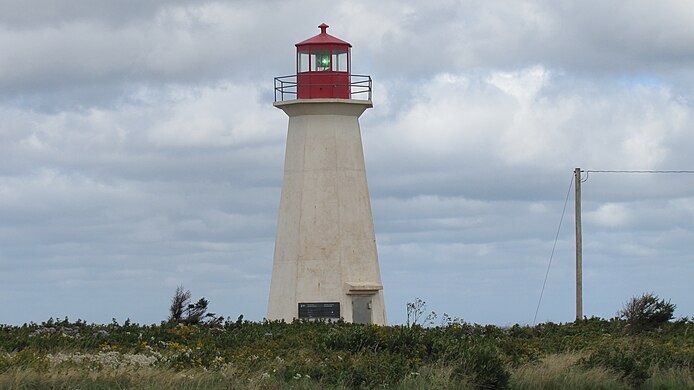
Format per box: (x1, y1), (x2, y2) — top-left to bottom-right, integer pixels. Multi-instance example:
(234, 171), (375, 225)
(267, 99), (386, 325)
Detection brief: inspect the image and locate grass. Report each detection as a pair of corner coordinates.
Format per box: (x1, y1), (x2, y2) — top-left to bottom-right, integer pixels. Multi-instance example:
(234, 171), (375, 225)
(0, 366), (280, 390)
(1, 359), (693, 389)
(511, 353), (629, 390)
(642, 367), (694, 389)
(1, 317), (693, 389)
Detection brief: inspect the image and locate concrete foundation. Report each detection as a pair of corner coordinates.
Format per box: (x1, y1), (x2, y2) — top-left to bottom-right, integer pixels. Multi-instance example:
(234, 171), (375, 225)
(267, 99), (386, 325)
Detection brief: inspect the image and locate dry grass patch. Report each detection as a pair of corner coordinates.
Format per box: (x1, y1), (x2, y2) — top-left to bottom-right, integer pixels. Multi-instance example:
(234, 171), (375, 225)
(643, 367), (694, 389)
(511, 353), (628, 390)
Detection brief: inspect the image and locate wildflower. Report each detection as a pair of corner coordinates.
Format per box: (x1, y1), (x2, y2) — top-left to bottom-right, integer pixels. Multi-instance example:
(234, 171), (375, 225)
(29, 327), (56, 337)
(213, 356), (225, 364)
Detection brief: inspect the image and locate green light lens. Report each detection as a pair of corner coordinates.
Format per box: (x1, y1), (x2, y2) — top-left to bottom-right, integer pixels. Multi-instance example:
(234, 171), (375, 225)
(321, 57), (329, 65)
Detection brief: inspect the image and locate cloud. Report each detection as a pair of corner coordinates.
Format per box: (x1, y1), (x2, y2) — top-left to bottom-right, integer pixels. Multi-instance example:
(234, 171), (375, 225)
(1, 0), (694, 325)
(586, 203), (632, 228)
(365, 65), (691, 202)
(0, 0), (187, 27)
(4, 0), (694, 103)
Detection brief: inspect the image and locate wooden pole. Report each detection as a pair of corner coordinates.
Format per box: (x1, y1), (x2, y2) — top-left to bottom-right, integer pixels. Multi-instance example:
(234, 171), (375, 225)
(575, 167), (583, 321)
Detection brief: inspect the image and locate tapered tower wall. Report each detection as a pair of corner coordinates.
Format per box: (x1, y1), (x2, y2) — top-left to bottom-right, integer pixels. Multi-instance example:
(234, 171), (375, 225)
(267, 99), (386, 325)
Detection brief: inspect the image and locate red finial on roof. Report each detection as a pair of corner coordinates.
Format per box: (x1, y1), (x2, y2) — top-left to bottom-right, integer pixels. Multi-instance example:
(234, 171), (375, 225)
(319, 23), (329, 34)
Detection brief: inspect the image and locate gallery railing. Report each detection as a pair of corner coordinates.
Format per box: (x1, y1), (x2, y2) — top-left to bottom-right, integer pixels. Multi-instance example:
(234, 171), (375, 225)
(274, 74), (372, 102)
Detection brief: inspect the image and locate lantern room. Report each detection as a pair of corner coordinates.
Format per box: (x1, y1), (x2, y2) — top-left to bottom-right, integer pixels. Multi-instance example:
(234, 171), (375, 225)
(295, 23), (351, 99)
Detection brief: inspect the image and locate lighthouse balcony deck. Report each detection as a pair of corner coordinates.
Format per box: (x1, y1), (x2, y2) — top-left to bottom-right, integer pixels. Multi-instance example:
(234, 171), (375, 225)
(274, 74), (372, 102)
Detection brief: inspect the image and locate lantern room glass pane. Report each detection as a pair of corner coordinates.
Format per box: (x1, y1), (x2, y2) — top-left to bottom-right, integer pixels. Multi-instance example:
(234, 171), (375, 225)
(332, 51), (348, 72)
(311, 50), (330, 71)
(298, 51), (309, 73)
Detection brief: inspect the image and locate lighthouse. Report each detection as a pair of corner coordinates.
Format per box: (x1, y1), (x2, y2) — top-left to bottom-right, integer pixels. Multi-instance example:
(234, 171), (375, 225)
(268, 24), (386, 325)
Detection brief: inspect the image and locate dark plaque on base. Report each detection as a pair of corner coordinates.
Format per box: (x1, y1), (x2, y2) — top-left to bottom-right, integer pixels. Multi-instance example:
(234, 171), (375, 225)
(298, 302), (340, 319)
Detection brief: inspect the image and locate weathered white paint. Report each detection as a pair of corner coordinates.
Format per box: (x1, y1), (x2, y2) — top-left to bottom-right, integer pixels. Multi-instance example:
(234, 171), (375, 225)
(267, 99), (386, 325)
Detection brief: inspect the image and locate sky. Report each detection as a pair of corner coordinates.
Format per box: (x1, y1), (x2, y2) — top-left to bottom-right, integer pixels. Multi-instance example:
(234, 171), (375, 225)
(1, 0), (694, 326)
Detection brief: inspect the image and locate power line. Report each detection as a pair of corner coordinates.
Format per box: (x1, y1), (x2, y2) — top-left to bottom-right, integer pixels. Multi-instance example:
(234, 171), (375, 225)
(533, 173), (574, 326)
(580, 169), (694, 184)
(583, 170), (694, 174)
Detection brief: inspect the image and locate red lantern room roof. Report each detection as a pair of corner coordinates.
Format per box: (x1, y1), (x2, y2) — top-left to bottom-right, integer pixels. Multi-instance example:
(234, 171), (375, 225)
(295, 23), (352, 47)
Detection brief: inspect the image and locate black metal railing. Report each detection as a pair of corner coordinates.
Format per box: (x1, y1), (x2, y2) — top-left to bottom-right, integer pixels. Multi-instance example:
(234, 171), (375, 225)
(274, 74), (372, 102)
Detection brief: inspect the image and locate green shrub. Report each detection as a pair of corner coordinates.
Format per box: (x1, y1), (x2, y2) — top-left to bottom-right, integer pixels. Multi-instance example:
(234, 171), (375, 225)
(447, 340), (509, 389)
(619, 293), (675, 333)
(582, 341), (656, 387)
(2, 315), (694, 388)
(340, 351), (411, 389)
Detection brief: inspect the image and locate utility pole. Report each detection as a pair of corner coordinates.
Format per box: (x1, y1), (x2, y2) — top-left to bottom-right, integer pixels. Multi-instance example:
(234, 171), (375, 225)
(574, 167), (583, 321)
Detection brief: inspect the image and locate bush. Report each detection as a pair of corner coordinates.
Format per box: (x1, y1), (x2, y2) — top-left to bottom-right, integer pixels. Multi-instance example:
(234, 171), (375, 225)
(618, 293), (675, 333)
(341, 351), (412, 388)
(582, 342), (652, 387)
(450, 342), (510, 389)
(168, 286), (222, 325)
(2, 315), (694, 388)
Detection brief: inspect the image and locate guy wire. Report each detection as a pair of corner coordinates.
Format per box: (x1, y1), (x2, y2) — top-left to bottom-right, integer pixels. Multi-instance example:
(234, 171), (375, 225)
(533, 173), (574, 326)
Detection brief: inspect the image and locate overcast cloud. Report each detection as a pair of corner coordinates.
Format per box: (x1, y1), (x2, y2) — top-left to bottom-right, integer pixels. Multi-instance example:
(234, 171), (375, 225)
(1, 0), (693, 326)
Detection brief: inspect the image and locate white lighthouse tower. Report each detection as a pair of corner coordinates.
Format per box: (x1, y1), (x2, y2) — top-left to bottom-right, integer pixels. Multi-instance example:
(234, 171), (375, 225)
(267, 24), (386, 325)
